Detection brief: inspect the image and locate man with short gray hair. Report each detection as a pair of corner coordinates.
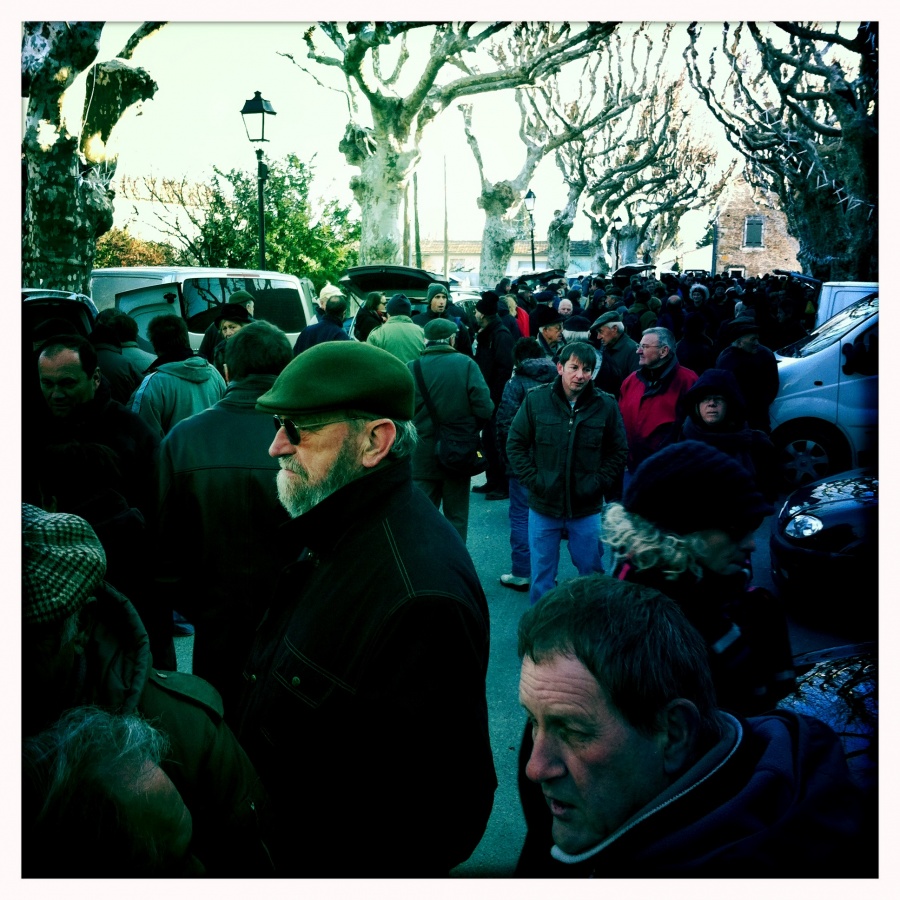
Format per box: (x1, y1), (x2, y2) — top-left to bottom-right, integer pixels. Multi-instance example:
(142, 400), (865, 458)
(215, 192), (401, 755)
(236, 340), (496, 877)
(618, 326), (698, 473)
(590, 311), (639, 400)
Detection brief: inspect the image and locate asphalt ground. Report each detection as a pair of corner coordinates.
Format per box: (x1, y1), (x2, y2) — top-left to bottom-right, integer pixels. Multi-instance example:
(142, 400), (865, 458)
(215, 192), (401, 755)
(173, 474), (858, 877)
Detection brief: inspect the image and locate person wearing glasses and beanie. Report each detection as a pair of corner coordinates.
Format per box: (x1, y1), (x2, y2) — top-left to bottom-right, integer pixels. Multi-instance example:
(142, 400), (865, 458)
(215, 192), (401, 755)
(235, 340), (497, 877)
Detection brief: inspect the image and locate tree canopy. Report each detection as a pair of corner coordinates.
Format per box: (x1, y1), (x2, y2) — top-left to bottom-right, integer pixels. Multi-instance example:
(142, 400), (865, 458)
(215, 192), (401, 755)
(122, 153), (360, 289)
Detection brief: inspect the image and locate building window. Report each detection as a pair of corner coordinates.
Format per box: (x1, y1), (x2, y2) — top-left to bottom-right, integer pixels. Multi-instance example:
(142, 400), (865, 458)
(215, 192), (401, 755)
(744, 217), (764, 248)
(728, 267), (745, 278)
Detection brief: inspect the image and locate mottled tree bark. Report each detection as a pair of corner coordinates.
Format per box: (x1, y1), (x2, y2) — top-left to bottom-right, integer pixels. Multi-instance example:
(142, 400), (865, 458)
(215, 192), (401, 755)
(22, 22), (163, 293)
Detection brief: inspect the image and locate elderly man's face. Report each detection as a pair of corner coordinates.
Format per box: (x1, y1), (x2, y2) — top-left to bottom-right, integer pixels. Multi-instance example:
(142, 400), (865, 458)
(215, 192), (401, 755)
(520, 654), (668, 855)
(39, 348), (100, 417)
(597, 324), (619, 346)
(541, 323), (563, 347)
(636, 334), (667, 368)
(270, 418), (364, 518)
(558, 300), (573, 318)
(734, 333), (760, 353)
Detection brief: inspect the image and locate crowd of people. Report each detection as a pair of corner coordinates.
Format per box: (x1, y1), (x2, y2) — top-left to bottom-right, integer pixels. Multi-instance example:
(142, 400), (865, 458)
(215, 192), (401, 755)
(21, 266), (875, 878)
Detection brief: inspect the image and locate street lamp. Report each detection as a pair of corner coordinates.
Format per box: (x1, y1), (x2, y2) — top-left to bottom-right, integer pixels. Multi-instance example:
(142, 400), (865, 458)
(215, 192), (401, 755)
(524, 189), (536, 269)
(612, 215), (622, 270)
(240, 90), (277, 270)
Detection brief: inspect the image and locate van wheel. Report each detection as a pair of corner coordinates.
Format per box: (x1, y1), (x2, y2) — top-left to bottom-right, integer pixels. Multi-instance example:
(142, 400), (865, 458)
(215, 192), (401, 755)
(777, 426), (849, 488)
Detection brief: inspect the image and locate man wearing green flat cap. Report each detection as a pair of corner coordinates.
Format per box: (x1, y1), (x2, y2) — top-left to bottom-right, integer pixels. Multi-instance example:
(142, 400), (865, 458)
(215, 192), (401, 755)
(235, 340), (496, 877)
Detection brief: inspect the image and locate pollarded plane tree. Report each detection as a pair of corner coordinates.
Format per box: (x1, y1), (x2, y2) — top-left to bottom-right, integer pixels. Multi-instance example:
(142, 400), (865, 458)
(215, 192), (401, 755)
(546, 23), (672, 273)
(684, 21), (877, 281)
(580, 73), (734, 272)
(461, 22), (649, 288)
(22, 21), (165, 294)
(288, 21), (617, 265)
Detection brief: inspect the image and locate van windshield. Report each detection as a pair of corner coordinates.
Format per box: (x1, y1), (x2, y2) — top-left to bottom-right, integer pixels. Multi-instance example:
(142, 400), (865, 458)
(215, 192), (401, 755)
(778, 294), (878, 358)
(183, 277), (309, 334)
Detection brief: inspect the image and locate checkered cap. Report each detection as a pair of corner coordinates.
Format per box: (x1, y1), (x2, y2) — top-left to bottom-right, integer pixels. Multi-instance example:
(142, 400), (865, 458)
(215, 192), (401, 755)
(22, 504), (106, 626)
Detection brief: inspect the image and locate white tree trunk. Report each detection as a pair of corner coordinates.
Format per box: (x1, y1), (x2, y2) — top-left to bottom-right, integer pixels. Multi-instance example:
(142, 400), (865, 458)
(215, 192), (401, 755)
(589, 219), (611, 274)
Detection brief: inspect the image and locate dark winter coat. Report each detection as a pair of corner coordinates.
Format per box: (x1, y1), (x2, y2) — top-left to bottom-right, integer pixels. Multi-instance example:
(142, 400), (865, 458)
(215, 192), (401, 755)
(516, 710), (870, 877)
(92, 339), (146, 404)
(507, 377), (628, 519)
(679, 368), (780, 500)
(25, 376), (160, 518)
(595, 332), (640, 400)
(291, 312), (350, 355)
(156, 375), (290, 711)
(352, 307), (385, 342)
(474, 317), (516, 405)
(412, 307), (474, 356)
(496, 356), (558, 476)
(23, 583), (275, 876)
(409, 343), (494, 482)
(716, 343), (780, 432)
(235, 460), (497, 876)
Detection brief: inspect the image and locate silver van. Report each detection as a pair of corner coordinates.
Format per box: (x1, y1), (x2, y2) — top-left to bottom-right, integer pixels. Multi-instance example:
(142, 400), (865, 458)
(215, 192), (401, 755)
(770, 292), (878, 486)
(89, 266), (317, 350)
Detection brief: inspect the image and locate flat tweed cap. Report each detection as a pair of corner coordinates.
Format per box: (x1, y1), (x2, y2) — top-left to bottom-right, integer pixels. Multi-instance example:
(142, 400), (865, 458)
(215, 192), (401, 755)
(22, 503), (106, 627)
(423, 318), (458, 340)
(256, 340), (415, 420)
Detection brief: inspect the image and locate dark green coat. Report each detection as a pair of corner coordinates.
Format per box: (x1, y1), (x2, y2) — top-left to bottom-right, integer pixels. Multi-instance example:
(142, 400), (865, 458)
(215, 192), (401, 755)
(507, 377), (628, 519)
(409, 343), (494, 481)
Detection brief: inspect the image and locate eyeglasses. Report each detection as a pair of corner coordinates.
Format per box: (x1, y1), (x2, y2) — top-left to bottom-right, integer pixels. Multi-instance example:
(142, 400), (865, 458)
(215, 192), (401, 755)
(272, 415), (363, 445)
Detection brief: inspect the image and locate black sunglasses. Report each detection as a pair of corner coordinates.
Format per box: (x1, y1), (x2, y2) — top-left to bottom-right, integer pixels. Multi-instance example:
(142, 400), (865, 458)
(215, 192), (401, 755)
(272, 415), (363, 445)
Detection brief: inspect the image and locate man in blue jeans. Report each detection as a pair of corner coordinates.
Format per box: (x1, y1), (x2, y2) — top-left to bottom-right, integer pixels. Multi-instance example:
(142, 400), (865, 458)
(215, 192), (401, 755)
(507, 342), (628, 606)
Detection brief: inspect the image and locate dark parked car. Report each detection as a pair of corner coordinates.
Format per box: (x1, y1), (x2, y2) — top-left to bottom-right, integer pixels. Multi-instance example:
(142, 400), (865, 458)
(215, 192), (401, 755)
(23, 288), (98, 341)
(770, 468), (877, 631)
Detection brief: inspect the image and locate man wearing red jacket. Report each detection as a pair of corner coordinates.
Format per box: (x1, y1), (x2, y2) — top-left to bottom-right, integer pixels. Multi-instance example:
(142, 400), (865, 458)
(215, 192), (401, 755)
(618, 326), (697, 474)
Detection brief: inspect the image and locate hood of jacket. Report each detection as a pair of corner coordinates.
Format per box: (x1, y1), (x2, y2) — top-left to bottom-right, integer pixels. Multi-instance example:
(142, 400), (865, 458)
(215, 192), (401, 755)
(683, 367), (748, 424)
(516, 356), (557, 382)
(156, 355), (220, 384)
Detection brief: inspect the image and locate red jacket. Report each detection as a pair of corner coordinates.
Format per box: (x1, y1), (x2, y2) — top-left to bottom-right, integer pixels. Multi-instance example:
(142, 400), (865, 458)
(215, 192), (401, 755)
(619, 358), (698, 471)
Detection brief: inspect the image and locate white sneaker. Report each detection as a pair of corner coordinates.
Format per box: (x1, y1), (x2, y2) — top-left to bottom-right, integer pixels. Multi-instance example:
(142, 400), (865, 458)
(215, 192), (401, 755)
(500, 574), (530, 591)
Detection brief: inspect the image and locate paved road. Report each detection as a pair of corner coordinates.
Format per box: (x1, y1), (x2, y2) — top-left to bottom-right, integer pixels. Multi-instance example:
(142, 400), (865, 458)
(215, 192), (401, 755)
(173, 475), (858, 878)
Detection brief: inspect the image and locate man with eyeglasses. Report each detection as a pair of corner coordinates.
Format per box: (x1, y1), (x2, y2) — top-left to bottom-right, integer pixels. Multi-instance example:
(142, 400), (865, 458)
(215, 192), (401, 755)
(618, 326), (698, 476)
(234, 340), (496, 877)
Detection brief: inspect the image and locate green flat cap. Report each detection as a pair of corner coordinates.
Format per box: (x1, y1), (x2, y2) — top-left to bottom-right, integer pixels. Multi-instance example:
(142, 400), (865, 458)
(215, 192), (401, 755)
(591, 311), (622, 330)
(423, 318), (458, 341)
(256, 341), (415, 420)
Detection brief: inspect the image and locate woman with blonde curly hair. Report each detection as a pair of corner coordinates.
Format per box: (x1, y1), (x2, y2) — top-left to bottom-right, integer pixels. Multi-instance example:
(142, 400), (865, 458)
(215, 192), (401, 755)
(602, 440), (795, 716)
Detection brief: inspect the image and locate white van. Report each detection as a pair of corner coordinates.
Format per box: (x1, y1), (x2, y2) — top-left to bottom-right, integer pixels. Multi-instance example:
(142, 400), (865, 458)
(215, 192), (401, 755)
(814, 281), (878, 328)
(770, 292), (878, 486)
(89, 266), (317, 350)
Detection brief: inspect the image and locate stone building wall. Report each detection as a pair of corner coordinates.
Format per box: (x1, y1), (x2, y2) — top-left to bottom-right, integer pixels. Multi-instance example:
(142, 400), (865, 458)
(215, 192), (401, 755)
(715, 176), (800, 277)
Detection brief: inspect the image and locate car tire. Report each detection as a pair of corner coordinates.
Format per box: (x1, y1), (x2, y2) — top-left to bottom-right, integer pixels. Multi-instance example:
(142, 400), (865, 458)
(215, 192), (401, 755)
(776, 424), (850, 488)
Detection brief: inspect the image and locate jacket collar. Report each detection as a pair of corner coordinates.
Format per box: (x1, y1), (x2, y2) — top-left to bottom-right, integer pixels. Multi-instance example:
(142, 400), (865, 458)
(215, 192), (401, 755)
(278, 459), (412, 559)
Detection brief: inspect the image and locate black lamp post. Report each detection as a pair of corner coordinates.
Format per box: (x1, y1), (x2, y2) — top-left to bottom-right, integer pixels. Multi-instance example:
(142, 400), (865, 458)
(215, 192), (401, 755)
(612, 215), (622, 270)
(240, 91), (277, 270)
(524, 189), (536, 269)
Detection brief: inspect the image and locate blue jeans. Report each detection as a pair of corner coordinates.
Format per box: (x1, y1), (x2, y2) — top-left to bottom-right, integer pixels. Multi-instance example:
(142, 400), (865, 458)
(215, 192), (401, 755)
(508, 477), (530, 578)
(528, 509), (604, 607)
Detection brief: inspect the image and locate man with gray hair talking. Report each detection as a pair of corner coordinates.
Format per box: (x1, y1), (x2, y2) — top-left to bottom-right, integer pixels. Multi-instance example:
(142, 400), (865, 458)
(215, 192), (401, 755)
(235, 340), (496, 877)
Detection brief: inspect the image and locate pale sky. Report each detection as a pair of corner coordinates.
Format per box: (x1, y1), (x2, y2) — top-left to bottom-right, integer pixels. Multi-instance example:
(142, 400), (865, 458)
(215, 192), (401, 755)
(56, 19), (738, 250)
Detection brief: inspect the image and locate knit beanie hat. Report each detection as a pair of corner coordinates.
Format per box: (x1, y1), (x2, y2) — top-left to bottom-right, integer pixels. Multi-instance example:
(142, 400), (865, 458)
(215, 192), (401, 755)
(22, 504), (106, 627)
(532, 290), (557, 306)
(385, 294), (412, 317)
(475, 291), (500, 316)
(622, 441), (773, 537)
(426, 283), (449, 304)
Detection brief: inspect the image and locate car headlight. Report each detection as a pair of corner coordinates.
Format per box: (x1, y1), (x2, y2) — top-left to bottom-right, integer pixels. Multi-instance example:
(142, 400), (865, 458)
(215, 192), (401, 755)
(784, 514), (824, 539)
